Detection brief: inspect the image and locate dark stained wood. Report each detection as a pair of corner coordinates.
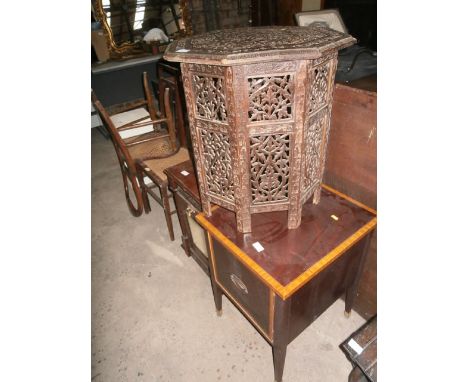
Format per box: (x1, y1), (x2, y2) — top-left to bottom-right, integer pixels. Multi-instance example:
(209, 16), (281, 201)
(157, 60), (191, 149)
(199, 186), (376, 381)
(325, 83), (376, 209)
(164, 160), (200, 209)
(287, 240), (363, 343)
(272, 296), (291, 382)
(346, 73), (377, 92)
(277, 0), (302, 26)
(324, 82), (377, 319)
(205, 187), (375, 286)
(341, 316), (377, 382)
(165, 160), (210, 274)
(212, 238), (271, 332)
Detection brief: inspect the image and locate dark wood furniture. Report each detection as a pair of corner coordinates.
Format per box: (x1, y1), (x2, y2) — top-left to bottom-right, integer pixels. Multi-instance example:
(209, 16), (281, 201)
(164, 26), (356, 233)
(164, 160), (210, 274)
(92, 73), (190, 240)
(156, 60), (190, 149)
(196, 185), (377, 382)
(324, 81), (377, 319)
(341, 316), (377, 382)
(163, 81), (378, 319)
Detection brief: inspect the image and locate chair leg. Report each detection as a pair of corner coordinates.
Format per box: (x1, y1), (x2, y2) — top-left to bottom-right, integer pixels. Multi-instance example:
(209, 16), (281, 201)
(136, 165), (151, 214)
(142, 185), (151, 214)
(161, 184), (175, 241)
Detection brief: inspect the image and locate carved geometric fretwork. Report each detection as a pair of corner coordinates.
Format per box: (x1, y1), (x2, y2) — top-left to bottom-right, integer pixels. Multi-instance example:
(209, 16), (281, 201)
(303, 110), (328, 194)
(308, 60), (331, 115)
(200, 129), (234, 200)
(250, 134), (290, 203)
(167, 27), (355, 232)
(248, 75), (293, 122)
(193, 75), (227, 122)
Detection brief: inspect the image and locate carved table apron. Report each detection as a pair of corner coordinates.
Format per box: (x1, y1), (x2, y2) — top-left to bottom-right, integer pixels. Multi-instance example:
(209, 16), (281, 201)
(196, 186), (376, 382)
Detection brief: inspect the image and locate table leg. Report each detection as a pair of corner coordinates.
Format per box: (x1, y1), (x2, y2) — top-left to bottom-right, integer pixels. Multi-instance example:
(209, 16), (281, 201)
(206, 232), (223, 316)
(272, 296), (291, 382)
(345, 231), (373, 315)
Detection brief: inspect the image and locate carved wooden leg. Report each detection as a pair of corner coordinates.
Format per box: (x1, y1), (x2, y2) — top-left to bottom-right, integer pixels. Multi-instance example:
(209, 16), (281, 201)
(345, 232), (373, 315)
(287, 204), (302, 229)
(313, 185), (321, 204)
(272, 296), (291, 382)
(236, 211), (252, 234)
(161, 184), (175, 241)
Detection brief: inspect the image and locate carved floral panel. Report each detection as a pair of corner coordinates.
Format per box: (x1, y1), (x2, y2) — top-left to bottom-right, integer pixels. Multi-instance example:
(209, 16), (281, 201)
(200, 129), (234, 200)
(248, 75), (293, 122)
(303, 111), (328, 192)
(250, 134), (290, 204)
(307, 60), (331, 115)
(193, 75), (227, 122)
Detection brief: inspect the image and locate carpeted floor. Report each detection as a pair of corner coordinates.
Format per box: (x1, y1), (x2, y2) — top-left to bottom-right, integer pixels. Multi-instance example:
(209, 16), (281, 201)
(91, 128), (365, 382)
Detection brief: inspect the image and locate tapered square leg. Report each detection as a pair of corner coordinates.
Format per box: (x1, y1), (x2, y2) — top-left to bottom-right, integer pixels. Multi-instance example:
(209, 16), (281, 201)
(272, 296), (291, 382)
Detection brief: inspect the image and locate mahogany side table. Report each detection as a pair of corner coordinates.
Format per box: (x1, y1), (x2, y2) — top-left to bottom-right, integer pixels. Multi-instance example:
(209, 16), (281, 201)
(196, 186), (376, 382)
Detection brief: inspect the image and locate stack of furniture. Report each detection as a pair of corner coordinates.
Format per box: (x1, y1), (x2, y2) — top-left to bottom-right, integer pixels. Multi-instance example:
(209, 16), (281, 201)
(163, 26), (377, 381)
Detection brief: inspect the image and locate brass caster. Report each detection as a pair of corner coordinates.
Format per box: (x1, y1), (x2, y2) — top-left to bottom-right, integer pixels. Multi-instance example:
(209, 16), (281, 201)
(216, 309), (223, 317)
(344, 310), (351, 318)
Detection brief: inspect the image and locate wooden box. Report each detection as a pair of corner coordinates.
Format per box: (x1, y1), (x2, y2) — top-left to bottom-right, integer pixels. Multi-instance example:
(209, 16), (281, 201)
(164, 26), (355, 233)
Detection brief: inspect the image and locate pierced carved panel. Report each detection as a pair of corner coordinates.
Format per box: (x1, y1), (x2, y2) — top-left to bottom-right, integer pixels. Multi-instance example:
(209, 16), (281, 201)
(303, 110), (329, 193)
(200, 129), (234, 201)
(193, 75), (228, 122)
(250, 134), (290, 204)
(248, 75), (293, 122)
(307, 60), (332, 115)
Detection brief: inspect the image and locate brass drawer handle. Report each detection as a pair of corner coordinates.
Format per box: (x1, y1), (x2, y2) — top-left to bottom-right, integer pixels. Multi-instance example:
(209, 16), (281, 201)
(230, 274), (248, 295)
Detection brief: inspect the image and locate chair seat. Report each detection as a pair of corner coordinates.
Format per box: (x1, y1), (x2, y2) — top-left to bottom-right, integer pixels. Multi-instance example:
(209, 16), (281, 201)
(127, 131), (175, 159)
(143, 147), (190, 182)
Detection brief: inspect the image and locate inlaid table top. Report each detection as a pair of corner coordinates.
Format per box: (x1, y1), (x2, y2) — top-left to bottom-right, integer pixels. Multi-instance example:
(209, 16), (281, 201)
(164, 26), (356, 65)
(196, 185), (376, 299)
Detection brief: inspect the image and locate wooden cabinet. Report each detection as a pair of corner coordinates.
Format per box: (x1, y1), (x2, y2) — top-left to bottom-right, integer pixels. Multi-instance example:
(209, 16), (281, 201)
(165, 160), (210, 275)
(197, 185), (376, 382)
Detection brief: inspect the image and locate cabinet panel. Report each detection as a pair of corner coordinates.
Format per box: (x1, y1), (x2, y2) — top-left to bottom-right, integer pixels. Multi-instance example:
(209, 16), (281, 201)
(212, 239), (270, 333)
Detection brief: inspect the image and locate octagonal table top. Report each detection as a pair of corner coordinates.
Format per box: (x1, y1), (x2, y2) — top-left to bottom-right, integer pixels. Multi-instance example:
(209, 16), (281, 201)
(164, 26), (355, 66)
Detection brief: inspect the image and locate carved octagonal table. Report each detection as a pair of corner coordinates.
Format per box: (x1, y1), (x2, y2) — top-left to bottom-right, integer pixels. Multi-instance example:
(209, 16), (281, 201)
(164, 26), (355, 233)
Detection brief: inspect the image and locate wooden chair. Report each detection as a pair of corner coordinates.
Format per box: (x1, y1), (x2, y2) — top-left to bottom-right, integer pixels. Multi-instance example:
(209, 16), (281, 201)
(92, 72), (190, 240)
